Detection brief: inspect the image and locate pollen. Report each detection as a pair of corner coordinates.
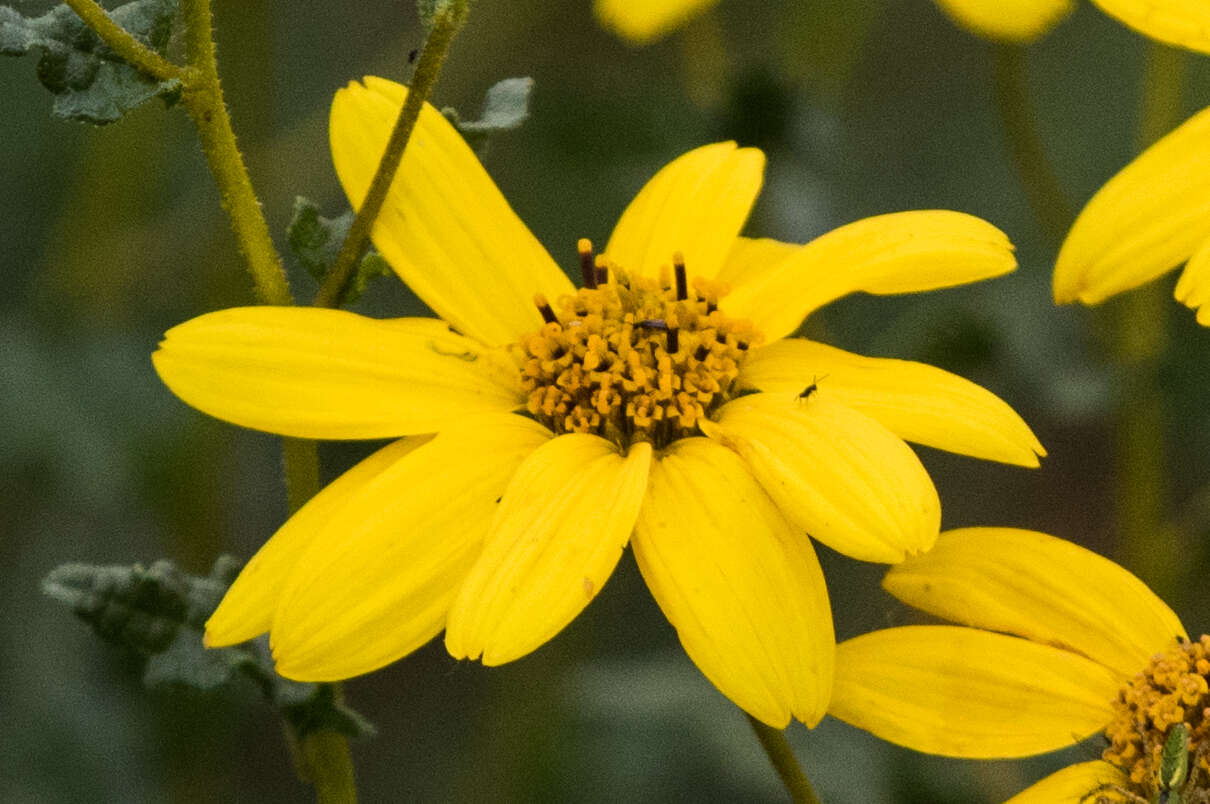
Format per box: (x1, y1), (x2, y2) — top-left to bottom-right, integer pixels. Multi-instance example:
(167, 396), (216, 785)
(1102, 634), (1210, 794)
(517, 242), (761, 447)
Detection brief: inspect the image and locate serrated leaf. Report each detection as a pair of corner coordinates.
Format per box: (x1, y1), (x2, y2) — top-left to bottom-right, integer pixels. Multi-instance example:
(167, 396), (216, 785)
(44, 553), (375, 739)
(0, 0), (181, 124)
(442, 76), (533, 155)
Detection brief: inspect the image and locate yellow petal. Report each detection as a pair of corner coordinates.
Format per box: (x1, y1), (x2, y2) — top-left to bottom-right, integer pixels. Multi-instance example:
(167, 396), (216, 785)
(830, 626), (1119, 758)
(724, 211), (1016, 342)
(883, 527), (1186, 678)
(632, 438), (834, 728)
(1174, 234), (1210, 325)
(1004, 761), (1129, 804)
(700, 393), (940, 563)
(932, 0), (1075, 42)
(444, 435), (652, 665)
(205, 435), (430, 647)
(1055, 105), (1210, 307)
(330, 77), (574, 347)
(715, 236), (801, 290)
(593, 0), (719, 44)
(269, 415), (551, 681)
(152, 307), (521, 439)
(605, 142), (765, 282)
(1091, 0), (1210, 56)
(737, 339), (1046, 466)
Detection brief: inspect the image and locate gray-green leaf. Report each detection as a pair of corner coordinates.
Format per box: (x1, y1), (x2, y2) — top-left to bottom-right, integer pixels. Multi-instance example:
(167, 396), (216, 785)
(287, 196), (390, 305)
(0, 0), (181, 124)
(443, 76), (534, 155)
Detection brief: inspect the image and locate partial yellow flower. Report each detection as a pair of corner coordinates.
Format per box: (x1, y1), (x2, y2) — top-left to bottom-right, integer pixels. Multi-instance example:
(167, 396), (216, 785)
(932, 0), (1075, 43)
(152, 76), (1043, 728)
(1091, 0), (1210, 56)
(1054, 104), (1210, 324)
(594, 0), (719, 44)
(829, 527), (1206, 802)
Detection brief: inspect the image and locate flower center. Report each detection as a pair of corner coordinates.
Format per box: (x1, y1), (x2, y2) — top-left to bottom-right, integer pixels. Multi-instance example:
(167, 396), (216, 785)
(517, 239), (761, 448)
(1099, 635), (1210, 800)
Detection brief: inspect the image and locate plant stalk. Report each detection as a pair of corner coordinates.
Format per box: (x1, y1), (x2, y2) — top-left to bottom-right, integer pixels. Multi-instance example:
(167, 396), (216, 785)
(313, 0), (469, 308)
(746, 714), (822, 804)
(63, 0), (182, 81)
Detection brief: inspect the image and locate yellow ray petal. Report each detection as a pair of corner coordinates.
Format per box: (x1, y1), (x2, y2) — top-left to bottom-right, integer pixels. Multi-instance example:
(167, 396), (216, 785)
(1054, 105), (1210, 307)
(444, 435), (652, 665)
(883, 527), (1186, 678)
(594, 0), (719, 44)
(715, 236), (801, 290)
(1174, 234), (1210, 325)
(604, 142), (765, 282)
(1091, 0), (1210, 56)
(205, 435), (431, 647)
(737, 339), (1045, 466)
(1004, 760), (1129, 804)
(632, 438), (834, 728)
(268, 415), (552, 681)
(153, 307), (521, 439)
(830, 626), (1119, 758)
(330, 77), (574, 347)
(932, 0), (1075, 42)
(700, 393), (940, 563)
(723, 211), (1016, 342)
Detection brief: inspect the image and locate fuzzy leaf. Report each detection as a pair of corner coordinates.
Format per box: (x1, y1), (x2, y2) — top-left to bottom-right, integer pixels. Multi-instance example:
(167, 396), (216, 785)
(442, 76), (533, 154)
(44, 554), (374, 739)
(286, 196), (390, 305)
(0, 0), (181, 124)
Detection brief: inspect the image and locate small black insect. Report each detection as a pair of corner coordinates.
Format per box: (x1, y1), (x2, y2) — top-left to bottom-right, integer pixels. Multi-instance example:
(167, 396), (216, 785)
(408, 49), (419, 64)
(797, 375), (829, 401)
(637, 319), (669, 331)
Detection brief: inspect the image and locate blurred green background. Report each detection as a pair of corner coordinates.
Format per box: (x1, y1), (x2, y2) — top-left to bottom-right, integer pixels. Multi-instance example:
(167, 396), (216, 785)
(4, 0), (1210, 800)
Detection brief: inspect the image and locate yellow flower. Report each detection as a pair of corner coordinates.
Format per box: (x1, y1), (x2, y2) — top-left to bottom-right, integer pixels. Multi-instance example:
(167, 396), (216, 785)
(152, 76), (1043, 728)
(1054, 104), (1210, 324)
(594, 0), (719, 44)
(931, 0), (1074, 43)
(829, 527), (1207, 802)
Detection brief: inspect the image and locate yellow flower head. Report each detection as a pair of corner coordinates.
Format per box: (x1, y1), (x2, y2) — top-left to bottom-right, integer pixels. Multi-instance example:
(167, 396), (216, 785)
(151, 76), (1043, 728)
(1055, 104), (1210, 325)
(932, 0), (1074, 43)
(829, 527), (1206, 802)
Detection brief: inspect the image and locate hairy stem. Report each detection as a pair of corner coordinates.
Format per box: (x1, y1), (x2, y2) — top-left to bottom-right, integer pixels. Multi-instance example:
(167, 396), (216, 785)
(178, 0), (293, 306)
(63, 0), (182, 81)
(313, 0), (469, 308)
(746, 714), (822, 804)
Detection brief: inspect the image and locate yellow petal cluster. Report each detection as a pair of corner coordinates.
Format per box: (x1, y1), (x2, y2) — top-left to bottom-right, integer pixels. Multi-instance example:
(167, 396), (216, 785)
(153, 77), (1042, 728)
(830, 528), (1206, 802)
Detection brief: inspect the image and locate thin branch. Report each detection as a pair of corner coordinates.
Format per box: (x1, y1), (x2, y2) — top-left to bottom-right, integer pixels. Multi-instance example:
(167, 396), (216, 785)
(313, 1), (469, 308)
(63, 0), (183, 81)
(746, 714), (822, 804)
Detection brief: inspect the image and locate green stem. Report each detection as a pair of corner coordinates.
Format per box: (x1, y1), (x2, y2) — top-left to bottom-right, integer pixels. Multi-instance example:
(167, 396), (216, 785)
(991, 44), (1075, 248)
(313, 0), (469, 308)
(296, 730), (358, 804)
(178, 0), (294, 307)
(1113, 43), (1187, 598)
(746, 714), (822, 804)
(63, 0), (182, 81)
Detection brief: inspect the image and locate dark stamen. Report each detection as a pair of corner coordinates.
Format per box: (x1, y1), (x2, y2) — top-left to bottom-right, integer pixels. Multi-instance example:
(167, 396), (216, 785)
(667, 326), (679, 354)
(706, 300), (717, 314)
(595, 255), (609, 286)
(673, 252), (688, 301)
(534, 293), (558, 324)
(694, 344), (709, 361)
(578, 238), (598, 289)
(736, 340), (749, 351)
(638, 319), (668, 331)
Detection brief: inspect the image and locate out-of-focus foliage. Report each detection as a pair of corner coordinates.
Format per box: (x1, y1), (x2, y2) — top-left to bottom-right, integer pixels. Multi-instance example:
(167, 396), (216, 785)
(0, 0), (180, 124)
